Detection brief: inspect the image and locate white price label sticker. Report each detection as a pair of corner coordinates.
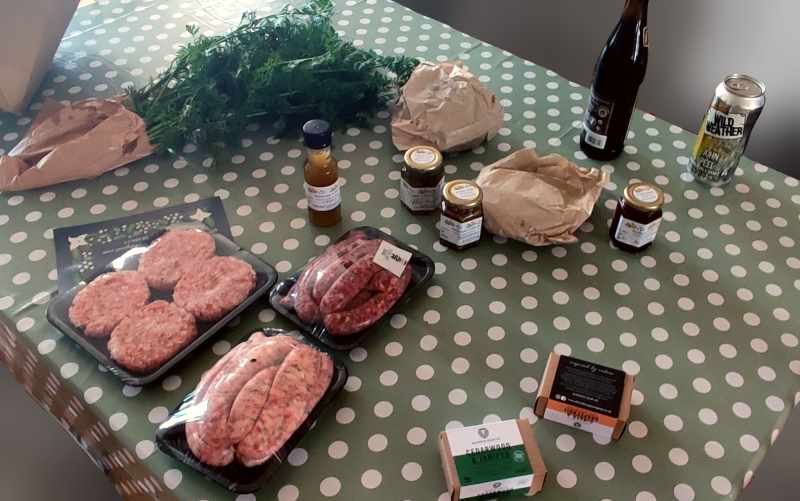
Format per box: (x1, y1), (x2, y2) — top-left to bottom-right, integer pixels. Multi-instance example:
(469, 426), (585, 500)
(372, 240), (412, 278)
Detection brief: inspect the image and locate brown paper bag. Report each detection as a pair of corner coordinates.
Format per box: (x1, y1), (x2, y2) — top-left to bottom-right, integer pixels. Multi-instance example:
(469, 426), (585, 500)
(0, 97), (153, 192)
(475, 149), (609, 246)
(391, 61), (504, 152)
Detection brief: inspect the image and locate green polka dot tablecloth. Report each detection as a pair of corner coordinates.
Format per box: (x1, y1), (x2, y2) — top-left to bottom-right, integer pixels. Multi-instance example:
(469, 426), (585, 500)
(1, 0), (799, 500)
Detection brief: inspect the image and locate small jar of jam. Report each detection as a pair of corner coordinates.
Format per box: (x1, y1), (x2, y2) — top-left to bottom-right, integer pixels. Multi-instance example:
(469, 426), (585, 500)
(439, 179), (483, 250)
(610, 181), (664, 252)
(400, 145), (444, 213)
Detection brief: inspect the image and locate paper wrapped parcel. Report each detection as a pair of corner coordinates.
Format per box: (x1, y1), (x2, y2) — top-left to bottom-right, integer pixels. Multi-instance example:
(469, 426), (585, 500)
(0, 97), (153, 192)
(391, 61), (503, 152)
(476, 149), (609, 246)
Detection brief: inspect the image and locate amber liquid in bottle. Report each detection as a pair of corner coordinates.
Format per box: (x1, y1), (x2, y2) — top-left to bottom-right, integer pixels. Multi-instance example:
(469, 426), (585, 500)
(304, 145), (341, 227)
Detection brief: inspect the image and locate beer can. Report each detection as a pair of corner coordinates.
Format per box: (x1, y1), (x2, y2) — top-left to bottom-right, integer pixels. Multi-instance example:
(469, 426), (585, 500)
(689, 74), (766, 186)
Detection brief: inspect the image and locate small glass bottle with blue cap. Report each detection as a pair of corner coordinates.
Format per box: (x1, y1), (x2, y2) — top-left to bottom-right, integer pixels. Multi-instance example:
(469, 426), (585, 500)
(302, 119), (342, 227)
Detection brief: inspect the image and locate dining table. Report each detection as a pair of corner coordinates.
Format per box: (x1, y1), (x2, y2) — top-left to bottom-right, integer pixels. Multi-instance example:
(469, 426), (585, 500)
(1, 0), (799, 500)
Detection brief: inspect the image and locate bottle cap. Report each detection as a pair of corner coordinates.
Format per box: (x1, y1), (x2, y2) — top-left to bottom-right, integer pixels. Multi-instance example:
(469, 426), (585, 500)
(302, 119), (332, 149)
(404, 145), (443, 171)
(623, 182), (664, 212)
(443, 180), (482, 209)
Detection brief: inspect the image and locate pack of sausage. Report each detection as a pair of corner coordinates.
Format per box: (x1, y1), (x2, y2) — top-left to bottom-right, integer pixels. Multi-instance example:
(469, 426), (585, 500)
(156, 329), (347, 493)
(47, 223), (277, 385)
(270, 226), (434, 350)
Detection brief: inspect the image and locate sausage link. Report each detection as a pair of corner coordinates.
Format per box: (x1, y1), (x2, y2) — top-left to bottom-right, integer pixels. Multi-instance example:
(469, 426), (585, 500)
(293, 234), (366, 323)
(193, 337), (296, 447)
(226, 366), (279, 443)
(186, 427), (234, 467)
(323, 266), (412, 335)
(345, 289), (373, 309)
(312, 239), (381, 302)
(305, 353), (334, 414)
(319, 255), (382, 314)
(185, 336), (260, 456)
(235, 345), (323, 466)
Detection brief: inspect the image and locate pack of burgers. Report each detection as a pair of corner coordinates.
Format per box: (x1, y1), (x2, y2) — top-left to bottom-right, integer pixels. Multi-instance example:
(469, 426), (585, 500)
(270, 226), (434, 350)
(156, 329), (347, 493)
(47, 223), (277, 385)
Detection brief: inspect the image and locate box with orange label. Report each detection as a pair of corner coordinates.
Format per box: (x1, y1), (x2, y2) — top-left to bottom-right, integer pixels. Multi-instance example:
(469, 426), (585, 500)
(534, 353), (634, 441)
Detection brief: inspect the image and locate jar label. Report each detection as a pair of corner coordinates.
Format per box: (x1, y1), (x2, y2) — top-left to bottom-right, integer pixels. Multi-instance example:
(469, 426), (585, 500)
(409, 147), (438, 165)
(304, 180), (341, 212)
(401, 177), (443, 211)
(632, 185), (659, 204)
(452, 184), (479, 200)
(614, 215), (661, 248)
(440, 214), (482, 247)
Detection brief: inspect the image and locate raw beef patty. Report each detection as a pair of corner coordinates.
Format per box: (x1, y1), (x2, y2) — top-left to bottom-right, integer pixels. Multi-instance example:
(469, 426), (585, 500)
(173, 256), (256, 322)
(138, 229), (216, 291)
(68, 271), (150, 337)
(108, 300), (197, 372)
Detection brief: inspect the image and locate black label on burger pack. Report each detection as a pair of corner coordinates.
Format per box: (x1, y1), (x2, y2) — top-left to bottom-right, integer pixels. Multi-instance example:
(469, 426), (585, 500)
(550, 356), (626, 417)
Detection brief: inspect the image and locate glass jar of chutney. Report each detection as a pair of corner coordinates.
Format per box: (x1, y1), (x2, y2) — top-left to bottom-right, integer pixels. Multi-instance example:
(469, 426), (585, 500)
(439, 179), (483, 250)
(610, 181), (664, 252)
(400, 145), (444, 213)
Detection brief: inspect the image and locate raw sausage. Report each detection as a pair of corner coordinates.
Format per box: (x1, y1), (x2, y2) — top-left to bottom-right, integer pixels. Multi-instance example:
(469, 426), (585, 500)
(226, 366), (278, 443)
(293, 234), (366, 323)
(312, 239), (380, 302)
(193, 337), (296, 447)
(319, 255), (381, 314)
(345, 289), (373, 310)
(183, 334), (334, 468)
(235, 345), (322, 466)
(323, 266), (412, 335)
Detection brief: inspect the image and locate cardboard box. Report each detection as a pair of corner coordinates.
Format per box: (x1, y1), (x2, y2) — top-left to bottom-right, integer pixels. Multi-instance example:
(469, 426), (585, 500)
(439, 418), (547, 499)
(0, 0), (79, 113)
(534, 352), (634, 441)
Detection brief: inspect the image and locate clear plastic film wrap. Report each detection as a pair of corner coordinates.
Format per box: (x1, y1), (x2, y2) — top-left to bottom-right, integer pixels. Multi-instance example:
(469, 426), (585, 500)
(270, 227), (434, 350)
(46, 223), (277, 385)
(156, 329), (347, 493)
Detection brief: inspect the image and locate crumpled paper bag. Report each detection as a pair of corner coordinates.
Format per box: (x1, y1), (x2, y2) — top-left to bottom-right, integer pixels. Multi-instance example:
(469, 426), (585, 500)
(391, 61), (503, 152)
(476, 149), (609, 246)
(0, 96), (153, 192)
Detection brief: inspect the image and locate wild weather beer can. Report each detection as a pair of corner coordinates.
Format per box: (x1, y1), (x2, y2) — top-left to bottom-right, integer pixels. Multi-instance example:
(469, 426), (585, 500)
(689, 74), (766, 186)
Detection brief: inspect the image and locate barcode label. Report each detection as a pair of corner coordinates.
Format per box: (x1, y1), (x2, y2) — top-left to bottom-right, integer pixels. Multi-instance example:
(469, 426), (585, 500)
(583, 127), (607, 149)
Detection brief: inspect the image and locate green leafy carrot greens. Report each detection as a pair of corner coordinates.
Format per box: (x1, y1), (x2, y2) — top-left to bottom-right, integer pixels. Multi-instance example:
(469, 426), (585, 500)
(126, 0), (418, 155)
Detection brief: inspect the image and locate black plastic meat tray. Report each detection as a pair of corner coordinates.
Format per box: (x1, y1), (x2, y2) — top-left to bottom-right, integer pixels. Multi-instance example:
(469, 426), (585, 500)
(47, 228), (278, 385)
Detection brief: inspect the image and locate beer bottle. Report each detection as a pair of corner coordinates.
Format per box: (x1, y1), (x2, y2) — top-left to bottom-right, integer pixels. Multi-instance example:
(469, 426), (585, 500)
(580, 0), (649, 160)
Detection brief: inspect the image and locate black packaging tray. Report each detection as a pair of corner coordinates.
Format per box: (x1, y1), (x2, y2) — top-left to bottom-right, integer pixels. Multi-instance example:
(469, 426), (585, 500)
(46, 227), (277, 385)
(269, 226), (434, 350)
(155, 328), (347, 493)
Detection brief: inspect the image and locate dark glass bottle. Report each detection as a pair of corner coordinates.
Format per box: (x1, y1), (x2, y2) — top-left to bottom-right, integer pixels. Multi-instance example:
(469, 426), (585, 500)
(580, 0), (649, 160)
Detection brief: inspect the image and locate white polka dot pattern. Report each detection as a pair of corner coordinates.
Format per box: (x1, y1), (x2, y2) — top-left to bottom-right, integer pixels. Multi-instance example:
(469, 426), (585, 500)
(0, 0), (797, 499)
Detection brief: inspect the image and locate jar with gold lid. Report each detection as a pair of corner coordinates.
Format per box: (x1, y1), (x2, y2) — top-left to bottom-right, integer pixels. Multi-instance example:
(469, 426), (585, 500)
(439, 179), (483, 250)
(610, 181), (664, 252)
(400, 145), (444, 213)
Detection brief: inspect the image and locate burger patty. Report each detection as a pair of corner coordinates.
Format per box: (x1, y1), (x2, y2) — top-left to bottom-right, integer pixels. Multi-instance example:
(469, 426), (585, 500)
(173, 256), (256, 322)
(108, 300), (198, 373)
(138, 229), (216, 291)
(68, 271), (150, 338)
